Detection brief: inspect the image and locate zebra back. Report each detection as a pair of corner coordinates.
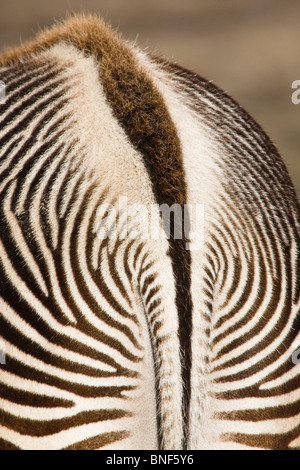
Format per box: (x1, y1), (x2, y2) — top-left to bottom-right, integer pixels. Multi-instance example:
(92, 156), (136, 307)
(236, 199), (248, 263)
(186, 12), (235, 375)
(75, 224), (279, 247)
(0, 15), (299, 450)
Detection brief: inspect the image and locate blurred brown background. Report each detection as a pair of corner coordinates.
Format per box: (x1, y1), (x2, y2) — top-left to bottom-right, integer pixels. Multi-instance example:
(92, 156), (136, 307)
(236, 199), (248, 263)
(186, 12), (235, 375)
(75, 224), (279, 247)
(0, 0), (299, 195)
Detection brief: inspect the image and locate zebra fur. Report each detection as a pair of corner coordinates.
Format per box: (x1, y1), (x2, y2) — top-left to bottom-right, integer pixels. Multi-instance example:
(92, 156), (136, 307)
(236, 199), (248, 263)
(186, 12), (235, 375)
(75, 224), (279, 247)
(0, 15), (299, 450)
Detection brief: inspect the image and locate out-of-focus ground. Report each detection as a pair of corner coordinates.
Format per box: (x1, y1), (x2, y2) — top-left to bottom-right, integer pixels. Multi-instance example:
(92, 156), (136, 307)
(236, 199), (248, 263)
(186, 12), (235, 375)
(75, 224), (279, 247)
(0, 0), (299, 195)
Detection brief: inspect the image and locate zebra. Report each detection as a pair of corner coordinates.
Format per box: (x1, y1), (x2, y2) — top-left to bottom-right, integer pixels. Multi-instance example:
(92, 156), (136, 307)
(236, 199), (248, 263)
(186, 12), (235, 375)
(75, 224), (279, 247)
(0, 14), (299, 450)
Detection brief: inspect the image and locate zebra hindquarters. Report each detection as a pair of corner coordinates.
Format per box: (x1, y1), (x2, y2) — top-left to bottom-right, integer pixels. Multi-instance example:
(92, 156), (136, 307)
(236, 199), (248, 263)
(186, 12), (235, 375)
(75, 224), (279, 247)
(0, 40), (186, 449)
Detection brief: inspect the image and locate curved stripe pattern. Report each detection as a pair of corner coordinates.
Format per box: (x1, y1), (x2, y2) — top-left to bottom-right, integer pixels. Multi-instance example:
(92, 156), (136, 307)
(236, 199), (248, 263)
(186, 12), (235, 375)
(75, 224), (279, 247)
(158, 62), (300, 449)
(0, 58), (147, 449)
(0, 15), (299, 450)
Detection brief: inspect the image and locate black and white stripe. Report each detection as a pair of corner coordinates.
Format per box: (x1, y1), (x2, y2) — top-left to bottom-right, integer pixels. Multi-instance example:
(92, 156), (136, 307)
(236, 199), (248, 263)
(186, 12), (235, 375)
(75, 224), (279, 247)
(0, 16), (299, 450)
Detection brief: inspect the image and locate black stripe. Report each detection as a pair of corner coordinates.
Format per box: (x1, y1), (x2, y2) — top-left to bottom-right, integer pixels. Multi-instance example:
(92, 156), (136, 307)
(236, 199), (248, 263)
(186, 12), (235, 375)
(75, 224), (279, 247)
(0, 383), (74, 408)
(0, 408), (130, 436)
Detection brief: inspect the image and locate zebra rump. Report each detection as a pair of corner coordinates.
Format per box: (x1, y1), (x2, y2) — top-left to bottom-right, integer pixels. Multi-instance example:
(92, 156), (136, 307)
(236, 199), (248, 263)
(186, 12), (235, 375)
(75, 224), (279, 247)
(0, 15), (299, 450)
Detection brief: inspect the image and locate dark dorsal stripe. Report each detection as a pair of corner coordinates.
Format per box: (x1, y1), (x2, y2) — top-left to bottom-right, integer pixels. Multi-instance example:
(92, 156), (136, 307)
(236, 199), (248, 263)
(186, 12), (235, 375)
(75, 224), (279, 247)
(0, 15), (192, 448)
